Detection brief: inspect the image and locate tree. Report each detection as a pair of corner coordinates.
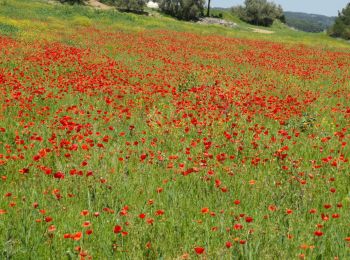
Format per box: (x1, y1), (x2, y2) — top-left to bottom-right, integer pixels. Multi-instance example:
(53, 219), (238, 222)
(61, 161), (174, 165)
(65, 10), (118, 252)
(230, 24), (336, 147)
(59, 0), (85, 4)
(100, 0), (146, 12)
(207, 0), (211, 17)
(116, 0), (146, 11)
(232, 0), (284, 27)
(328, 3), (350, 40)
(159, 0), (205, 20)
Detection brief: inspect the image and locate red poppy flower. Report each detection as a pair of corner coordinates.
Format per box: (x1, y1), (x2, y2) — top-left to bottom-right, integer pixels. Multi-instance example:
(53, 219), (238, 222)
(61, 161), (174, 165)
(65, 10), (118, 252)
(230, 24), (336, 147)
(194, 247), (205, 255)
(245, 216), (253, 223)
(286, 209), (293, 214)
(201, 207), (209, 214)
(314, 230), (323, 237)
(114, 225), (122, 234)
(155, 209), (164, 216)
(309, 209), (317, 214)
(54, 172), (65, 179)
(45, 216), (53, 222)
(225, 241), (232, 248)
(48, 225), (56, 232)
(73, 232), (82, 241)
(80, 210), (89, 216)
(82, 221), (91, 227)
(233, 224), (243, 230)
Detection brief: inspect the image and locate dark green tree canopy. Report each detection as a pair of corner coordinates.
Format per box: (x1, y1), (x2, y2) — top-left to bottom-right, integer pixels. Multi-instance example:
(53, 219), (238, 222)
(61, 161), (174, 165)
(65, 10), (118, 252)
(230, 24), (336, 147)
(115, 0), (146, 11)
(159, 0), (205, 20)
(328, 3), (350, 40)
(232, 0), (284, 27)
(99, 0), (146, 12)
(59, 0), (85, 4)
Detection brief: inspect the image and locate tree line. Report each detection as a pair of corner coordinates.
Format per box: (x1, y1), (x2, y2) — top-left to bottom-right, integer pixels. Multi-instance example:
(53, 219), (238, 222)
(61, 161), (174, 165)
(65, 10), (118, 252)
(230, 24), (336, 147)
(231, 0), (285, 27)
(61, 0), (284, 23)
(61, 0), (350, 40)
(328, 2), (350, 40)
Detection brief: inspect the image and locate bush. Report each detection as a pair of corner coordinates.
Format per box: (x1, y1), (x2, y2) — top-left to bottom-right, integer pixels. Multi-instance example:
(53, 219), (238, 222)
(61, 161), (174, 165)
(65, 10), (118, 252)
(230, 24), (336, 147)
(0, 22), (19, 36)
(159, 0), (205, 21)
(72, 16), (92, 26)
(232, 0), (284, 27)
(328, 3), (350, 40)
(116, 0), (146, 12)
(100, 0), (146, 12)
(59, 0), (85, 4)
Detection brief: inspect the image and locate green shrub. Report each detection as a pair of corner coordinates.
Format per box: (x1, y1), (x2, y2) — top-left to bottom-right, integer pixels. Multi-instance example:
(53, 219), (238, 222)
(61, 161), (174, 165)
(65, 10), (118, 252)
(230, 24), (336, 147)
(59, 0), (85, 4)
(72, 15), (92, 26)
(232, 0), (284, 27)
(159, 0), (205, 21)
(100, 0), (146, 12)
(328, 3), (350, 40)
(0, 22), (19, 36)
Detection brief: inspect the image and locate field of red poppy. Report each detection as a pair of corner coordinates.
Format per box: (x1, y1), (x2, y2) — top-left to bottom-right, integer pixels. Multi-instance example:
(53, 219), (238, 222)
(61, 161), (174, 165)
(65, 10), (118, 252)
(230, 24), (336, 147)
(0, 1), (350, 259)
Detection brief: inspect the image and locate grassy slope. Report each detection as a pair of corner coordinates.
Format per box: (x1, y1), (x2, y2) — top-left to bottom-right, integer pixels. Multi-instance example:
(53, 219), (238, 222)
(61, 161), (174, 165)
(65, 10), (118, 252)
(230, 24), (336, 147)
(0, 1), (349, 259)
(0, 0), (349, 50)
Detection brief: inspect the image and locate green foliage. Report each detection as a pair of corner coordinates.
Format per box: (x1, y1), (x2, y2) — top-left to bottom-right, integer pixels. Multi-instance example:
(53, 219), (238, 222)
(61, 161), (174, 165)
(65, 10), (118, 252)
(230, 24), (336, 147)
(159, 0), (205, 20)
(177, 71), (199, 92)
(59, 0), (85, 4)
(71, 15), (92, 26)
(0, 2), (350, 260)
(0, 0), (349, 49)
(210, 8), (242, 24)
(0, 22), (19, 36)
(232, 0), (284, 27)
(101, 0), (146, 12)
(117, 0), (146, 12)
(286, 112), (317, 132)
(99, 0), (116, 4)
(286, 18), (325, 33)
(328, 3), (350, 40)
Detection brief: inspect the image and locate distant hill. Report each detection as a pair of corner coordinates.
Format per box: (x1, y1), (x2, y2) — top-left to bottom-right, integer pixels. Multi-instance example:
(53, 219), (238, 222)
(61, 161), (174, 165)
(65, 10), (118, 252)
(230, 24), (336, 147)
(212, 8), (336, 33)
(284, 12), (336, 33)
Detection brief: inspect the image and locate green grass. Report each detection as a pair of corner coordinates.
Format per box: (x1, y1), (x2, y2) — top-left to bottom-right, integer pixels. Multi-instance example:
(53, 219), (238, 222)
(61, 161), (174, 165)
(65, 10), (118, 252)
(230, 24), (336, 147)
(0, 0), (349, 259)
(0, 0), (349, 50)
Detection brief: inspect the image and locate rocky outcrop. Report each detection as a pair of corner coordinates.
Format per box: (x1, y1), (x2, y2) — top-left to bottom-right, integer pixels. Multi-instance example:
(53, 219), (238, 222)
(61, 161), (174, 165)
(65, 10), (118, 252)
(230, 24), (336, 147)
(197, 18), (238, 28)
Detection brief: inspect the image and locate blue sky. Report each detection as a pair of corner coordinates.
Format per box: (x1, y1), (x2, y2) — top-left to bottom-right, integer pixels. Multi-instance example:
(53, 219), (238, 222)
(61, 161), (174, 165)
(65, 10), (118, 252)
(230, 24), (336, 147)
(211, 0), (349, 16)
